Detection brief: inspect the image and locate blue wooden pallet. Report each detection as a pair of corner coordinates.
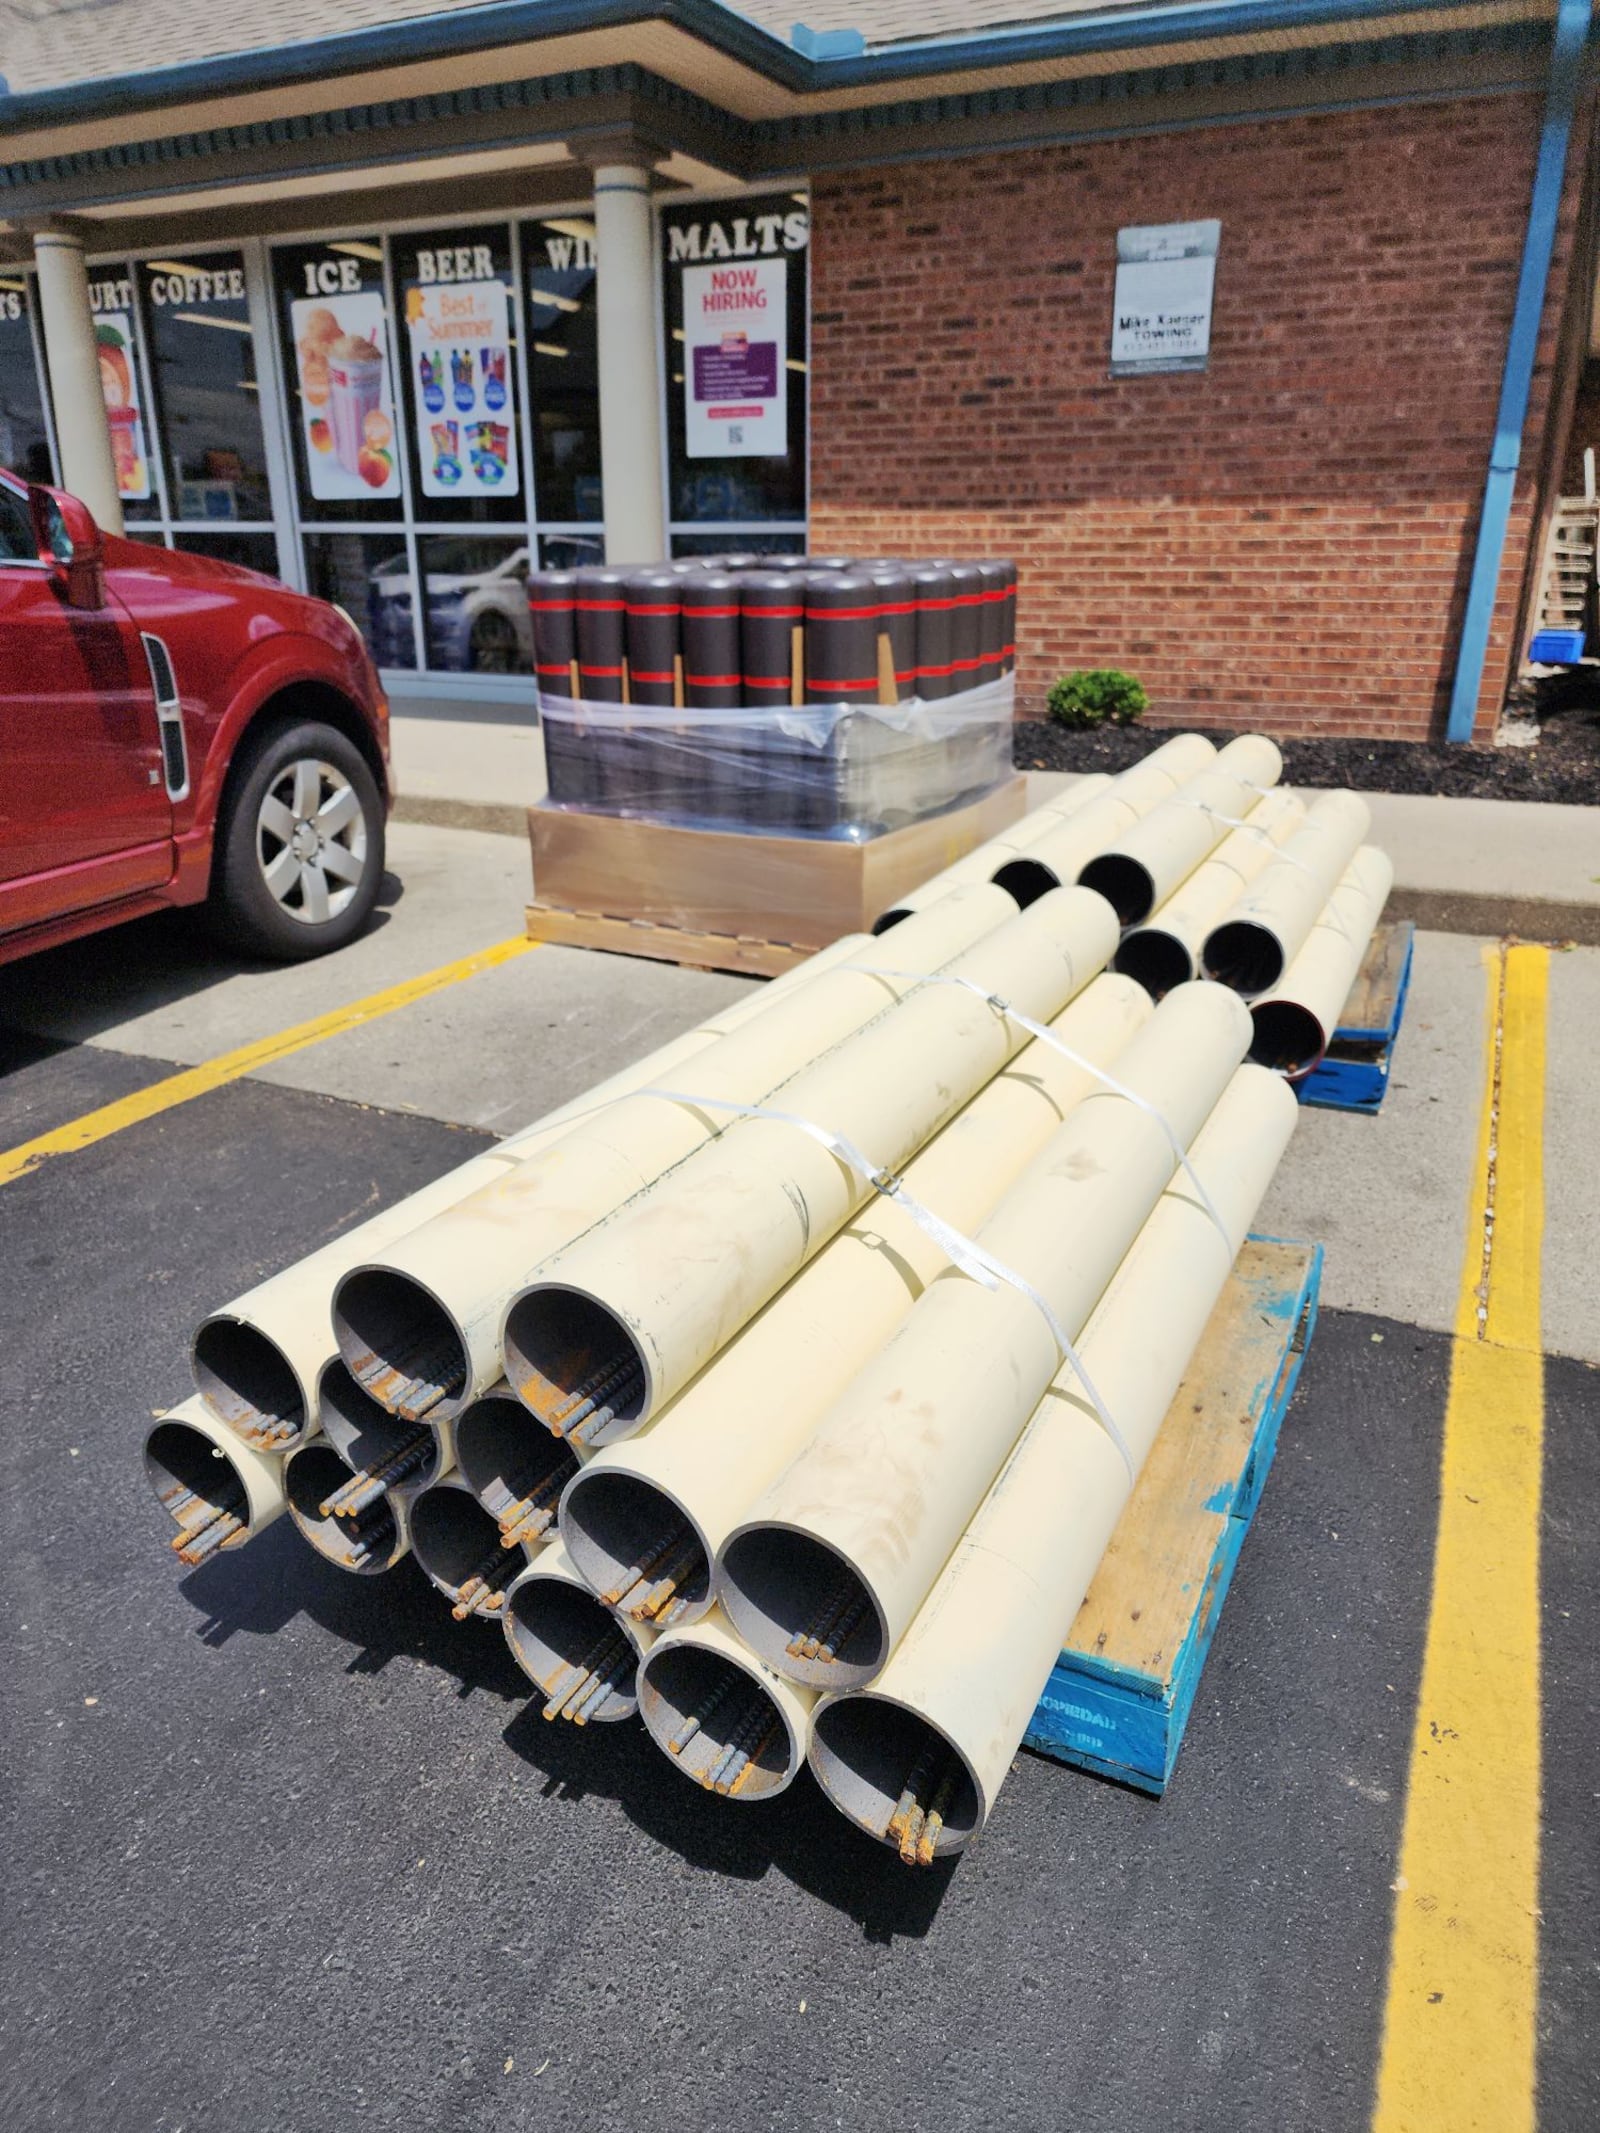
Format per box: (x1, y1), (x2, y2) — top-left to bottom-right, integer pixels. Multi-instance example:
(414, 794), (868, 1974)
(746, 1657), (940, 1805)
(1023, 1236), (1322, 1795)
(1300, 919), (1414, 1114)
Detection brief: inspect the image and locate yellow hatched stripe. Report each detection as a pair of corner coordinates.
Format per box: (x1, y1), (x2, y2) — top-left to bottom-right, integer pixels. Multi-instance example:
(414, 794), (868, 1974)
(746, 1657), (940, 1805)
(1371, 942), (1548, 2133)
(0, 934), (538, 1188)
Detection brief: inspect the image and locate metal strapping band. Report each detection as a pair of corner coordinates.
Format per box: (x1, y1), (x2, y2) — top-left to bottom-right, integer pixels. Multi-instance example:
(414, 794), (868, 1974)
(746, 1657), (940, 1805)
(633, 1083), (1135, 1479)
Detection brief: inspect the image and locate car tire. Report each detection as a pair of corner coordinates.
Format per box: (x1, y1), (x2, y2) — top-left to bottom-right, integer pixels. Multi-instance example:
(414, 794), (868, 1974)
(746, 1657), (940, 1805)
(209, 717), (385, 961)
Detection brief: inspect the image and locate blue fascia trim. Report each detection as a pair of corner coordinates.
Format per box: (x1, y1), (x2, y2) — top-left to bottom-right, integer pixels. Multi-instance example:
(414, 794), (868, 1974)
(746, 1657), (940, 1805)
(0, 0), (1519, 137)
(1446, 0), (1592, 740)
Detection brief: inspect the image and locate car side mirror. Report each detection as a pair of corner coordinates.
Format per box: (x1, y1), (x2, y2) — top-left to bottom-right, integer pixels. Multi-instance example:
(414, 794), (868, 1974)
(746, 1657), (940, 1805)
(29, 483), (106, 612)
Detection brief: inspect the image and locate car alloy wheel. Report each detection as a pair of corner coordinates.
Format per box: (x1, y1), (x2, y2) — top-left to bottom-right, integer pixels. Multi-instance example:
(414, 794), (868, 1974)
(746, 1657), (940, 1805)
(255, 756), (369, 926)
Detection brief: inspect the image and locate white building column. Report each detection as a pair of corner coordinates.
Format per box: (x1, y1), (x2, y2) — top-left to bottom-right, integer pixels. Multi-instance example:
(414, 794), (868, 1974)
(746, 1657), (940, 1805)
(30, 221), (123, 534)
(588, 149), (668, 564)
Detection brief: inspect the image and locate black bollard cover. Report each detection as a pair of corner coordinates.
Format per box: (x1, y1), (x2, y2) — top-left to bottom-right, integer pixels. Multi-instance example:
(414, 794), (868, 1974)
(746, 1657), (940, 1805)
(680, 574), (744, 710)
(624, 571), (681, 708)
(946, 563), (986, 694)
(912, 563), (956, 701)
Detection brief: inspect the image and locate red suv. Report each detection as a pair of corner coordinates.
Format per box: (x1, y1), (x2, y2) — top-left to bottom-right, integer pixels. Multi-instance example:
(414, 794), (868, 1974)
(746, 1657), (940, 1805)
(0, 469), (390, 968)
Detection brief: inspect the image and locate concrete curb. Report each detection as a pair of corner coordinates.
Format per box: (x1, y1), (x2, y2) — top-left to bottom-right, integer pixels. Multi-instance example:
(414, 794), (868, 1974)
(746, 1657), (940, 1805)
(393, 795), (528, 838)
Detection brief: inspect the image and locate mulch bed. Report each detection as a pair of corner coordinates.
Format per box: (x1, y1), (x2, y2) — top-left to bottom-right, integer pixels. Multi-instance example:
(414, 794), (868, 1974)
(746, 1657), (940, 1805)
(1013, 697), (1600, 804)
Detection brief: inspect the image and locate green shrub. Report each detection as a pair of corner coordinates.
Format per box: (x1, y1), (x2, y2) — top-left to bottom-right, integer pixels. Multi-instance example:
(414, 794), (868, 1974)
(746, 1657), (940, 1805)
(1046, 669), (1148, 729)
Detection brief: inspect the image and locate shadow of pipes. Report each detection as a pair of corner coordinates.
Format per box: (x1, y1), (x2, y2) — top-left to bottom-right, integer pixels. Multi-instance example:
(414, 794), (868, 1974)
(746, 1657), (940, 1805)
(500, 1697), (958, 1941)
(178, 1521), (528, 1702)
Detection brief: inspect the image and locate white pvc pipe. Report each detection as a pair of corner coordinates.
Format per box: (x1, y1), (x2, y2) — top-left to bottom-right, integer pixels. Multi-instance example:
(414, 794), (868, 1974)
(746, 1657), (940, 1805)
(408, 1473), (538, 1620)
(502, 1541), (654, 1722)
(455, 1386), (580, 1552)
(870, 772), (1113, 931)
(991, 733), (1223, 908)
(1076, 734), (1284, 925)
(1249, 846), (1396, 1077)
(1202, 789), (1373, 995)
(332, 887), (1018, 1430)
(808, 1062), (1298, 1860)
(284, 1441), (413, 1574)
(1114, 786), (1306, 997)
(718, 979), (1252, 1691)
(637, 1603), (816, 1800)
(557, 971), (1154, 1628)
(143, 1395), (285, 1566)
(504, 884), (1121, 1445)
(191, 931), (877, 1450)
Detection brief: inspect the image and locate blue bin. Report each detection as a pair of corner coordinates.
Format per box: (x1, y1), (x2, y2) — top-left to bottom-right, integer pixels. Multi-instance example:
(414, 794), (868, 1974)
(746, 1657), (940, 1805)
(1529, 627), (1586, 663)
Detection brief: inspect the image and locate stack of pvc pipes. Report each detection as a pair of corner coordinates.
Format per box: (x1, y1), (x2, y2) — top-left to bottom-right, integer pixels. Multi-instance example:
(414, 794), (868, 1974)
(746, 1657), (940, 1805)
(142, 728), (1390, 1865)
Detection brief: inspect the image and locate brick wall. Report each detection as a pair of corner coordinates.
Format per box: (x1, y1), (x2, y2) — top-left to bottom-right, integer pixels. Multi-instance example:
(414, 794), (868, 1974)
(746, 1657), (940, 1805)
(807, 96), (1586, 741)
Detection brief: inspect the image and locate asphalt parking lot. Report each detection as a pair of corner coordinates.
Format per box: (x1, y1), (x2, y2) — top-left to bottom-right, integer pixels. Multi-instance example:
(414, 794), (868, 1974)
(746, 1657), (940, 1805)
(1, 821), (1595, 2133)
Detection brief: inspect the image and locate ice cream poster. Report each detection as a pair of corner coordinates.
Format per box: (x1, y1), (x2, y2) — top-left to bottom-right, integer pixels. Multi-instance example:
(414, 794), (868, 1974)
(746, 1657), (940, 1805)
(94, 314), (151, 501)
(291, 292), (402, 500)
(683, 259), (786, 460)
(406, 279), (519, 498)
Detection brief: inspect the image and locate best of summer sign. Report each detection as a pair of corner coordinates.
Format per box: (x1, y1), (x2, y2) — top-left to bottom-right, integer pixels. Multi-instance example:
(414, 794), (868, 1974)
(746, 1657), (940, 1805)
(1109, 221), (1221, 377)
(683, 257), (787, 459)
(406, 262), (519, 500)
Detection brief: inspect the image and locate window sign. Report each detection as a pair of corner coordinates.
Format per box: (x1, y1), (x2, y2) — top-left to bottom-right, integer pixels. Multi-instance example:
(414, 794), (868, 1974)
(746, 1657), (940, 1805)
(87, 269), (153, 502)
(683, 257), (786, 459)
(405, 251), (519, 500)
(290, 285), (401, 500)
(0, 274), (53, 484)
(139, 251), (271, 522)
(1109, 221), (1220, 377)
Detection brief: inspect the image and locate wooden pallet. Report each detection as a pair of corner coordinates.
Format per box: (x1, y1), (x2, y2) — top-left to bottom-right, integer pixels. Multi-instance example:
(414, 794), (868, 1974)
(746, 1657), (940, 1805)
(1301, 918), (1415, 1115)
(524, 903), (811, 977)
(1024, 1236), (1322, 1795)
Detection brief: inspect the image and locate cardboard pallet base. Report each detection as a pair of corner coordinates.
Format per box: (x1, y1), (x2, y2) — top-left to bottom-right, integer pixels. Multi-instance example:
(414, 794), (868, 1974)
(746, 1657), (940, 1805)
(524, 778), (1029, 975)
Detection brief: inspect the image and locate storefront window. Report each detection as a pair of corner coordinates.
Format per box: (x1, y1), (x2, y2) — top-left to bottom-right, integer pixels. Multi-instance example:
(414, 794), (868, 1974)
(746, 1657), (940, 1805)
(304, 531), (416, 669)
(140, 252), (271, 522)
(416, 534), (532, 673)
(391, 225), (522, 524)
(0, 275), (55, 484)
(660, 193), (809, 532)
(538, 531), (605, 569)
(523, 216), (602, 527)
(86, 262), (160, 520)
(273, 238), (404, 523)
(173, 530), (282, 577)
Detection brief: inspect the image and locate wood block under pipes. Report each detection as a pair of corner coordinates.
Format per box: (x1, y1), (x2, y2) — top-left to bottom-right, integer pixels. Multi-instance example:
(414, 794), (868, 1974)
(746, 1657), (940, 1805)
(522, 777), (1029, 976)
(1301, 919), (1416, 1114)
(1023, 1236), (1323, 1795)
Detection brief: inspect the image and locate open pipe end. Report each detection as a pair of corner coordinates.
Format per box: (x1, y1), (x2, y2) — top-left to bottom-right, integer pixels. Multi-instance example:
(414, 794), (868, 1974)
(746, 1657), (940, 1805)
(639, 1642), (799, 1800)
(870, 906), (911, 935)
(990, 856), (1058, 910)
(191, 1316), (307, 1451)
(332, 1266), (470, 1425)
(1076, 851), (1157, 927)
(561, 1469), (711, 1628)
(810, 1694), (983, 1863)
(501, 1286), (649, 1449)
(144, 1418), (255, 1565)
(456, 1393), (578, 1548)
(503, 1573), (645, 1723)
(1202, 918), (1285, 997)
(718, 1525), (886, 1690)
(1248, 998), (1328, 1081)
(285, 1444), (407, 1574)
(317, 1360), (444, 1497)
(409, 1481), (528, 1616)
(1112, 926), (1195, 1002)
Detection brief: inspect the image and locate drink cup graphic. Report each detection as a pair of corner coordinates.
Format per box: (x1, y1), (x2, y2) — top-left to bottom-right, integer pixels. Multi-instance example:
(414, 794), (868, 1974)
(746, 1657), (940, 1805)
(327, 333), (386, 474)
(107, 405), (142, 494)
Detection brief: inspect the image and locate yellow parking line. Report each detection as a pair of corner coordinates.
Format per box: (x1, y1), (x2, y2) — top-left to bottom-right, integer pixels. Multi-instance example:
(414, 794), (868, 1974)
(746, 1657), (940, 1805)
(1372, 942), (1548, 2133)
(0, 934), (538, 1188)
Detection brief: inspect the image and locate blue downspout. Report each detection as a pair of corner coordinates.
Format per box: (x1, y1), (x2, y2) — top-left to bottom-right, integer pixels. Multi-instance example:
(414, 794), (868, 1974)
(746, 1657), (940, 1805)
(1446, 0), (1592, 741)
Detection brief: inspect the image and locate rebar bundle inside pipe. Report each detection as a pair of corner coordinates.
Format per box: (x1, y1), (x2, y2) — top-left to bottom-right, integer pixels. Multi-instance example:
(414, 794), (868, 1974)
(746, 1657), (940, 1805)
(455, 1388), (580, 1552)
(808, 1062), (1298, 1861)
(1202, 789), (1372, 995)
(285, 1441), (412, 1573)
(1248, 846), (1396, 1076)
(637, 1604), (815, 1800)
(557, 972), (1154, 1629)
(318, 1358), (450, 1509)
(332, 885), (1018, 1432)
(1114, 786), (1305, 999)
(409, 1475), (536, 1619)
(717, 980), (1252, 1690)
(189, 928), (880, 1450)
(503, 1542), (654, 1723)
(143, 1395), (286, 1566)
(1075, 734), (1284, 926)
(504, 884), (1121, 1446)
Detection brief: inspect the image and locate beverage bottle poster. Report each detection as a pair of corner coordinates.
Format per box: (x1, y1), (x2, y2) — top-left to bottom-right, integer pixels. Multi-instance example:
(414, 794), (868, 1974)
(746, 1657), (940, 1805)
(290, 290), (402, 499)
(682, 258), (786, 459)
(94, 315), (151, 500)
(406, 279), (519, 498)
